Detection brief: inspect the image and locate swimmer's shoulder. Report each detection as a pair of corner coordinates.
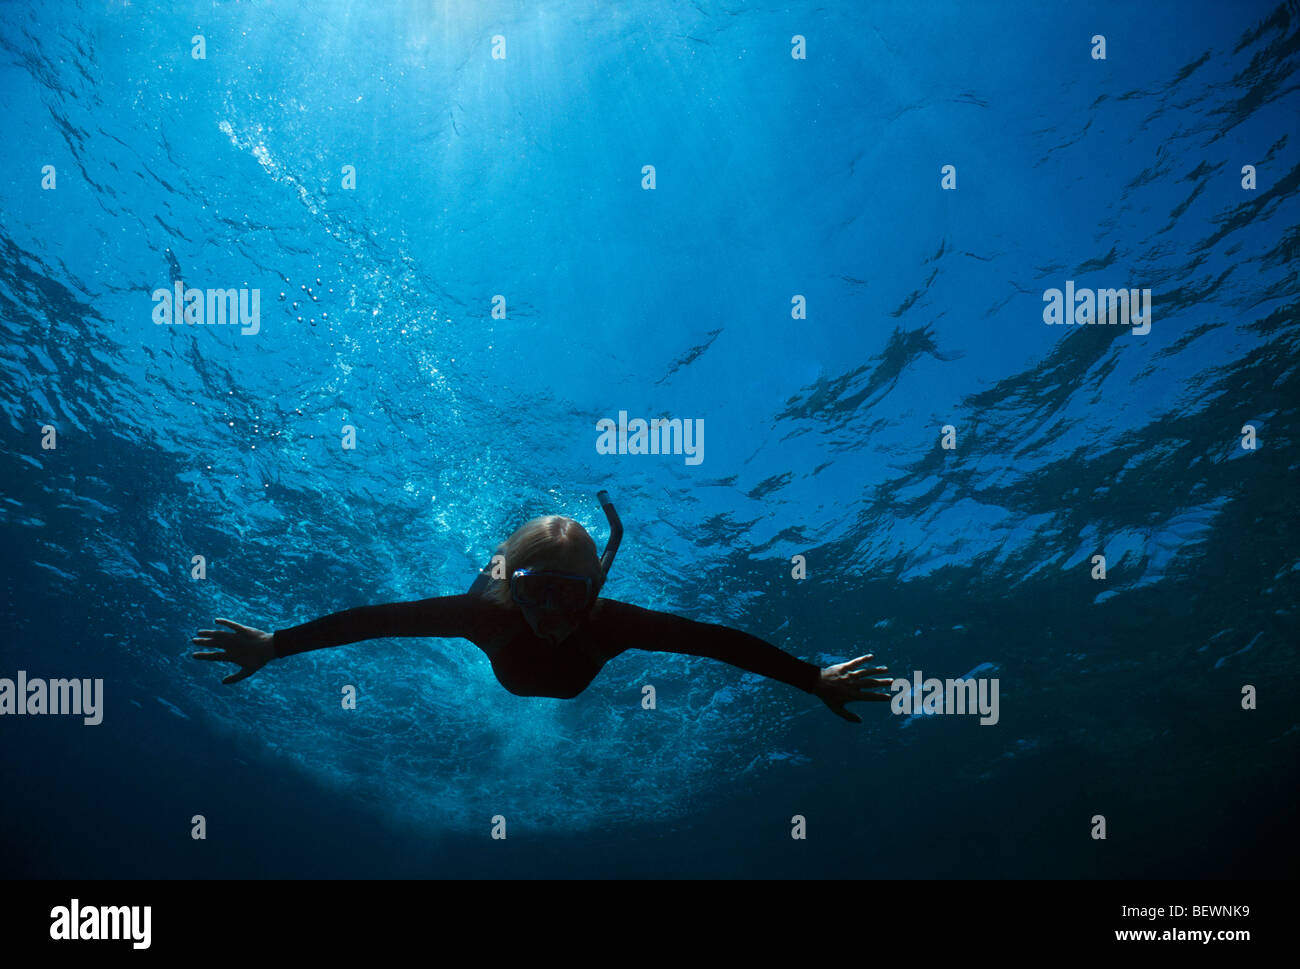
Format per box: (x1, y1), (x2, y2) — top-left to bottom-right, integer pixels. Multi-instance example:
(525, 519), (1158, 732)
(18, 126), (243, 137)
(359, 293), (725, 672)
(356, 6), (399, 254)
(584, 597), (654, 653)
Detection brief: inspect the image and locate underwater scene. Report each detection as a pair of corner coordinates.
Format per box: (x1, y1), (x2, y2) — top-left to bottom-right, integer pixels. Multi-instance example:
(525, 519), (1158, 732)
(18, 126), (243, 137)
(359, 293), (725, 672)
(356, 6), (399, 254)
(1, 0), (1297, 879)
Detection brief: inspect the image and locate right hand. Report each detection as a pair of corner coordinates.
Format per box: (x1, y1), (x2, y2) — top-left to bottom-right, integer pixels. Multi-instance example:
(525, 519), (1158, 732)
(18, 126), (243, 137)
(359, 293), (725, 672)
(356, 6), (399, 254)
(191, 618), (276, 684)
(814, 653), (893, 723)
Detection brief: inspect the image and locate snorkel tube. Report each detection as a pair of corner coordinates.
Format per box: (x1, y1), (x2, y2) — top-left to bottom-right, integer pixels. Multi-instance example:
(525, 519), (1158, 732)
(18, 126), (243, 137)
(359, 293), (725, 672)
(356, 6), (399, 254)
(597, 489), (623, 577)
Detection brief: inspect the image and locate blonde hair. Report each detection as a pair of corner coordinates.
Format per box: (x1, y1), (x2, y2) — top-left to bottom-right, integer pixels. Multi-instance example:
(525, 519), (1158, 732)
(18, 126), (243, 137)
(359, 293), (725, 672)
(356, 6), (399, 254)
(481, 515), (605, 609)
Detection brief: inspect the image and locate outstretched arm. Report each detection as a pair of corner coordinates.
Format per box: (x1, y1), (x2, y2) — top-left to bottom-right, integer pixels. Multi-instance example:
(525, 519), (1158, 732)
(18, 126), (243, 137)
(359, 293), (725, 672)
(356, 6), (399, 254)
(596, 599), (891, 721)
(192, 594), (493, 684)
(269, 594), (490, 658)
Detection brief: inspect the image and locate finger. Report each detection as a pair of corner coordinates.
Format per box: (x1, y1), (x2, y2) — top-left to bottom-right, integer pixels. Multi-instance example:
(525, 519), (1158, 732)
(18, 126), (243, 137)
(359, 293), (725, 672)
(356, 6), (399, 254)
(222, 668), (253, 685)
(215, 618), (251, 633)
(195, 632), (236, 647)
(191, 651), (228, 661)
(843, 654), (876, 670)
(847, 667), (889, 679)
(825, 697), (863, 723)
(856, 677), (895, 689)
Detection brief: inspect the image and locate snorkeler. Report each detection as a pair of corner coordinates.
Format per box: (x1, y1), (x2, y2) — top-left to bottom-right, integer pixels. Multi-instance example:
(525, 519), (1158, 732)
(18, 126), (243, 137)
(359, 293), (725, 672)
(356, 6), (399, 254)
(191, 492), (892, 722)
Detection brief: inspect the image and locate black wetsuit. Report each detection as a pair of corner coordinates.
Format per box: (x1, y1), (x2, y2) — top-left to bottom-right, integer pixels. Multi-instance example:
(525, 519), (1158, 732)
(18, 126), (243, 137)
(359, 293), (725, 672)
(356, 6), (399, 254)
(272, 594), (822, 700)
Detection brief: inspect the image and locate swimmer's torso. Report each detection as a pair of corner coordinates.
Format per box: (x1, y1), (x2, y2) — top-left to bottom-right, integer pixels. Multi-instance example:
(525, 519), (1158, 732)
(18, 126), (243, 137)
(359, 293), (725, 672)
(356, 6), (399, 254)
(472, 598), (611, 699)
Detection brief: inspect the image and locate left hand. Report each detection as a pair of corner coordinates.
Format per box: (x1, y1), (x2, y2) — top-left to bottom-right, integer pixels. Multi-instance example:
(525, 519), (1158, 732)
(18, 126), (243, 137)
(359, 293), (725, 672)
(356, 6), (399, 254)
(815, 654), (892, 723)
(191, 618), (276, 684)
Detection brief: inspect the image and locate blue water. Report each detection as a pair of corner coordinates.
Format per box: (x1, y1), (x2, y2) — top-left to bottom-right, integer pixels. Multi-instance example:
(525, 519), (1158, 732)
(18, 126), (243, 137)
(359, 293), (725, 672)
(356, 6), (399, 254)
(2, 0), (1297, 878)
